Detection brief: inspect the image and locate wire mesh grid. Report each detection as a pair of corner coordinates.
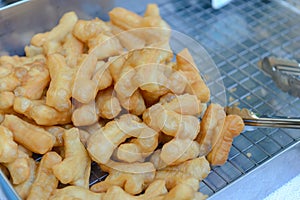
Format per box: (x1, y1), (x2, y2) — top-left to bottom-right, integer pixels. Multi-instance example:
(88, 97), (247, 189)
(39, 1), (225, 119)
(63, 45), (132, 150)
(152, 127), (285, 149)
(87, 0), (300, 197)
(86, 0), (300, 196)
(76, 0), (300, 196)
(75, 0), (300, 195)
(151, 0), (300, 196)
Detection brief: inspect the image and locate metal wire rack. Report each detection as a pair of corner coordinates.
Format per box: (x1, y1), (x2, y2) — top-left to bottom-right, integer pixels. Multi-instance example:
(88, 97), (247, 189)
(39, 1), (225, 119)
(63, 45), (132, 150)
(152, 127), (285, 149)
(41, 0), (300, 197)
(114, 0), (300, 196)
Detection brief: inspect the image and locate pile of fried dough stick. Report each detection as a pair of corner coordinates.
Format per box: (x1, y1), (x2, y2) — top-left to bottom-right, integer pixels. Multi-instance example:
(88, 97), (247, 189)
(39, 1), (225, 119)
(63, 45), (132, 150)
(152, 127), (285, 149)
(0, 4), (244, 200)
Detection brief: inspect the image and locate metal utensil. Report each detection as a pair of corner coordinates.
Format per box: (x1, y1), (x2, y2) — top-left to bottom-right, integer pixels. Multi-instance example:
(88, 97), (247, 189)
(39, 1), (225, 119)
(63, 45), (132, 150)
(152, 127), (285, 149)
(0, 170), (21, 200)
(258, 56), (300, 97)
(226, 106), (300, 129)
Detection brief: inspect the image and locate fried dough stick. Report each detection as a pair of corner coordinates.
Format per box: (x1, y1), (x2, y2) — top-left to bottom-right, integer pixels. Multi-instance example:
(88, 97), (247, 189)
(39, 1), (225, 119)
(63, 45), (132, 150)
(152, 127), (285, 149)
(14, 96), (72, 126)
(2, 114), (55, 154)
(91, 160), (155, 195)
(0, 125), (18, 163)
(46, 53), (75, 112)
(207, 115), (244, 165)
(14, 158), (36, 199)
(4, 146), (31, 185)
(53, 128), (91, 188)
(27, 152), (62, 200)
(176, 48), (210, 103)
(50, 186), (104, 200)
(195, 103), (226, 156)
(87, 114), (157, 164)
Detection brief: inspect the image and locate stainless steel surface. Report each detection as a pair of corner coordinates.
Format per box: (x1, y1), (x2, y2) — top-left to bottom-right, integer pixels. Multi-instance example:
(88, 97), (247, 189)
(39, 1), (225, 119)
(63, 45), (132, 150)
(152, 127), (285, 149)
(0, 0), (300, 199)
(0, 0), (113, 55)
(208, 141), (300, 200)
(0, 170), (20, 200)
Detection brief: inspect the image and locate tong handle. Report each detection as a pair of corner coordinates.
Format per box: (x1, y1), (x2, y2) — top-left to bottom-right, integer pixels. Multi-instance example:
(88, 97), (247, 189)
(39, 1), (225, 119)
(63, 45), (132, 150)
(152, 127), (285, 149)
(225, 106), (300, 129)
(244, 117), (300, 129)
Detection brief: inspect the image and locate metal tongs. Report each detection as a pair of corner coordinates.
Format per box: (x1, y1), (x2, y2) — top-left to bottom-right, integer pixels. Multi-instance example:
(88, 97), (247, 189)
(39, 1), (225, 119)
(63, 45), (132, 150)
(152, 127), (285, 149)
(228, 56), (300, 129)
(226, 106), (300, 129)
(258, 56), (300, 97)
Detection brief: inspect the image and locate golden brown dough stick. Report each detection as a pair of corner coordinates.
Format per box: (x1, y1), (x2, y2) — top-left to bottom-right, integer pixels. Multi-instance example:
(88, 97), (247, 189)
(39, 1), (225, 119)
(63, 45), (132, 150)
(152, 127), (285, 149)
(163, 156), (210, 182)
(104, 180), (167, 200)
(161, 93), (205, 116)
(0, 91), (14, 111)
(63, 33), (84, 68)
(91, 160), (155, 195)
(155, 157), (210, 191)
(176, 48), (198, 72)
(96, 87), (122, 119)
(46, 53), (74, 112)
(0, 54), (45, 68)
(27, 152), (62, 200)
(149, 150), (167, 169)
(102, 186), (141, 200)
(45, 126), (65, 147)
(52, 128), (91, 188)
(0, 63), (21, 92)
(207, 115), (244, 165)
(89, 33), (123, 60)
(196, 103), (226, 156)
(116, 73), (146, 115)
(110, 6), (170, 44)
(160, 139), (200, 166)
(4, 147), (30, 185)
(14, 59), (50, 100)
(93, 61), (113, 91)
(115, 146), (144, 163)
(143, 104), (199, 140)
(138, 19), (171, 45)
(1, 55), (47, 98)
(161, 183), (195, 200)
(116, 121), (158, 163)
(2, 114), (55, 154)
(46, 126), (92, 149)
(31, 12), (78, 47)
(123, 47), (172, 68)
(72, 101), (98, 126)
(133, 63), (169, 94)
(14, 158), (36, 199)
(140, 89), (167, 107)
(73, 18), (111, 43)
(110, 23), (145, 50)
(0, 125), (18, 163)
(78, 129), (91, 147)
(176, 48), (210, 103)
(144, 4), (160, 17)
(87, 113), (152, 164)
(50, 186), (104, 200)
(80, 121), (103, 135)
(168, 70), (188, 95)
(108, 55), (126, 82)
(13, 96), (72, 125)
(24, 45), (44, 57)
(72, 53), (97, 103)
(109, 7), (142, 30)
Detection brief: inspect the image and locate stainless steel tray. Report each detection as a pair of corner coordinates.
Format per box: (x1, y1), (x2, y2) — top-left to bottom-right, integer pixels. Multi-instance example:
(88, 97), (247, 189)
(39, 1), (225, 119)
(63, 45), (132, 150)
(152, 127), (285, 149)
(1, 0), (300, 199)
